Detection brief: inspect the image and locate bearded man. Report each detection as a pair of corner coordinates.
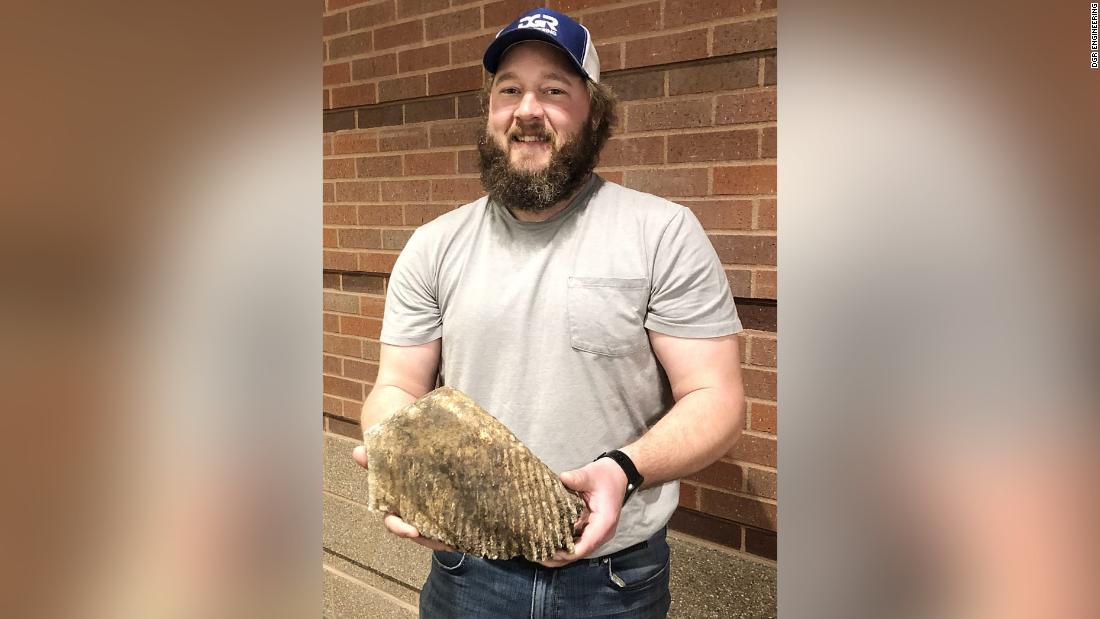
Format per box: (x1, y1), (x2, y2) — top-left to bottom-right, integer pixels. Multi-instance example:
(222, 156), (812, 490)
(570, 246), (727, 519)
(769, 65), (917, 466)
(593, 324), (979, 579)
(352, 7), (746, 618)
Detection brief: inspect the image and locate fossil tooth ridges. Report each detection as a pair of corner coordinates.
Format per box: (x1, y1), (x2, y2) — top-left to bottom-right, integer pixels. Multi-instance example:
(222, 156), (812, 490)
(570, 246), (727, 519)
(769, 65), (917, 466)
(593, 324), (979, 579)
(363, 386), (585, 561)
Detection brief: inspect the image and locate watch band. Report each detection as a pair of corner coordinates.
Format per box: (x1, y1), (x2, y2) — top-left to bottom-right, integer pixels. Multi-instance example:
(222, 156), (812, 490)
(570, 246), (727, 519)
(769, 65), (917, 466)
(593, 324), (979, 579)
(595, 450), (645, 505)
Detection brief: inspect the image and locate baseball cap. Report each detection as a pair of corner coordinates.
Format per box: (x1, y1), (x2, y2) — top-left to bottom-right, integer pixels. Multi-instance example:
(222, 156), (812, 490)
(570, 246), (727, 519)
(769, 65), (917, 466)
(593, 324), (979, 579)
(482, 8), (601, 83)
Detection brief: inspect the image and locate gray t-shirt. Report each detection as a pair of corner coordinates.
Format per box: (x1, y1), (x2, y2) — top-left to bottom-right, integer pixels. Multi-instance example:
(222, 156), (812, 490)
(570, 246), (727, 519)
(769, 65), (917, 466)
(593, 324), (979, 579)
(381, 175), (742, 556)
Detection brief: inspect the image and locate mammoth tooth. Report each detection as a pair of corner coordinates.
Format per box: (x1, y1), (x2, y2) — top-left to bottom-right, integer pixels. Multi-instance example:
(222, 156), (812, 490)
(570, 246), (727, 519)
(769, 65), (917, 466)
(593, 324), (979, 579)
(363, 386), (586, 562)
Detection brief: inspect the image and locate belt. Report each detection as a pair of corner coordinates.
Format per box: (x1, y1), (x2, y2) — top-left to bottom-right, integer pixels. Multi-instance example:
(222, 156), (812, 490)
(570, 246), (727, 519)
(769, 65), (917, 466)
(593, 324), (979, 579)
(510, 527), (664, 569)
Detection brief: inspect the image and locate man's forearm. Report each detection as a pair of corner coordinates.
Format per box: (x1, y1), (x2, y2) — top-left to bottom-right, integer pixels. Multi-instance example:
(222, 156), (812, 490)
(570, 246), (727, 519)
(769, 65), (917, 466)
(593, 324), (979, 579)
(359, 384), (420, 438)
(620, 386), (745, 488)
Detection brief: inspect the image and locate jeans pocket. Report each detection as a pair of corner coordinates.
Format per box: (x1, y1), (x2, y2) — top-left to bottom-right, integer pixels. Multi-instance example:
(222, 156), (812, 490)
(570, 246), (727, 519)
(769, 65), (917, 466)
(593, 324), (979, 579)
(607, 545), (670, 591)
(432, 550), (469, 574)
(567, 276), (649, 356)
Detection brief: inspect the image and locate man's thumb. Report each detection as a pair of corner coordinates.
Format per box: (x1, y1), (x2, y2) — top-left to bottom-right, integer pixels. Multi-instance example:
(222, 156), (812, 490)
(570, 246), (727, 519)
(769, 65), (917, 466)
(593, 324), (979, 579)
(352, 445), (369, 468)
(560, 468), (587, 489)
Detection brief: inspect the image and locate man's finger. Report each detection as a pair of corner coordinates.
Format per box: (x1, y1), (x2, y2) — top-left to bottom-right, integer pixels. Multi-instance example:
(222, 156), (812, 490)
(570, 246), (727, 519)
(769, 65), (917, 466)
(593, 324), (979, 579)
(560, 468), (589, 490)
(352, 445), (368, 468)
(383, 513), (420, 538)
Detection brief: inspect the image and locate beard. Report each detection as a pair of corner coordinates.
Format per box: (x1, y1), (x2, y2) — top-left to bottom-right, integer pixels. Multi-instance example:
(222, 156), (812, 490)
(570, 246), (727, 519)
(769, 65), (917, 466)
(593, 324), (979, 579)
(477, 121), (601, 213)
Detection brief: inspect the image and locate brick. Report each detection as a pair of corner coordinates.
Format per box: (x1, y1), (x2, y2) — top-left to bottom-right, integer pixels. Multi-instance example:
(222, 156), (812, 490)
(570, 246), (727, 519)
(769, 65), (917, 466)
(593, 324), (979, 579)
(324, 375), (363, 401)
(323, 352), (342, 373)
(664, 0), (755, 28)
(451, 33), (495, 64)
(599, 136), (664, 167)
(360, 296), (386, 318)
(624, 29), (708, 69)
(596, 42), (621, 71)
(358, 251), (399, 273)
(328, 0), (368, 11)
(727, 433), (776, 468)
(749, 401), (776, 434)
(324, 205), (357, 225)
(749, 334), (776, 367)
(600, 170), (624, 184)
(358, 103), (404, 129)
(456, 93), (481, 118)
(431, 178), (483, 202)
(323, 134), (333, 155)
(379, 74), (427, 102)
(738, 302), (776, 332)
(602, 70), (664, 101)
(425, 7), (480, 40)
(581, 2), (660, 40)
(715, 90), (776, 125)
(405, 151), (455, 175)
(329, 32), (372, 59)
(678, 482), (699, 509)
(761, 126), (776, 158)
(667, 129), (757, 163)
(323, 183), (336, 203)
(763, 56), (776, 85)
(381, 179), (430, 201)
(343, 358), (381, 383)
(363, 339), (382, 362)
(398, 43), (450, 72)
(338, 228), (383, 249)
(725, 268), (751, 297)
(684, 199), (753, 230)
(397, 0), (448, 19)
(744, 528), (777, 560)
(378, 126), (429, 151)
(428, 65), (484, 95)
(356, 204), (404, 225)
(626, 99), (710, 132)
(324, 12), (349, 37)
(324, 334), (363, 357)
(341, 399), (365, 418)
(669, 58), (758, 96)
(699, 489), (776, 531)
(324, 109), (356, 132)
(356, 155), (403, 177)
(324, 291), (360, 314)
(324, 250), (358, 270)
(456, 149), (479, 173)
(324, 62), (351, 86)
(551, 0), (617, 11)
(333, 131), (379, 154)
(709, 234), (776, 265)
(745, 467), (776, 500)
(382, 228), (415, 250)
(755, 198), (776, 230)
(668, 508), (743, 550)
(753, 269), (776, 300)
(331, 83), (378, 108)
(688, 460), (743, 492)
(622, 168), (708, 197)
(342, 273), (386, 294)
(714, 164), (775, 195)
(323, 272), (342, 290)
(742, 368), (776, 401)
(324, 158), (357, 179)
(404, 203), (455, 225)
(351, 53), (398, 80)
(326, 415), (363, 439)
(341, 315), (383, 339)
(323, 228), (339, 248)
(429, 117), (482, 147)
(375, 19), (423, 50)
(349, 0), (396, 30)
(404, 97), (455, 123)
(334, 180), (381, 202)
(483, 0), (543, 28)
(713, 17), (777, 56)
(323, 396), (342, 416)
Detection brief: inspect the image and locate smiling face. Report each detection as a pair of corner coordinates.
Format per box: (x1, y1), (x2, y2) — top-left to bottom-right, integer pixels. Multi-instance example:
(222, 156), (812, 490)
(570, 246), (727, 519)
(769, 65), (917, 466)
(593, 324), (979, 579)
(486, 42), (592, 173)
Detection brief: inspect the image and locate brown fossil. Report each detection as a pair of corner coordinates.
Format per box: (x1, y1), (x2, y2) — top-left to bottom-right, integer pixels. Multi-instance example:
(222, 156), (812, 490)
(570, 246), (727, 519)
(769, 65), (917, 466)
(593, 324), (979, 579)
(363, 386), (585, 562)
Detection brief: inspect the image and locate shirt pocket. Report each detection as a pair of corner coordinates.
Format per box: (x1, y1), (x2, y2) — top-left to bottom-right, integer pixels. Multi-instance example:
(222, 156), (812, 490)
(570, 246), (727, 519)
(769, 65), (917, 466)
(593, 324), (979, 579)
(567, 277), (650, 356)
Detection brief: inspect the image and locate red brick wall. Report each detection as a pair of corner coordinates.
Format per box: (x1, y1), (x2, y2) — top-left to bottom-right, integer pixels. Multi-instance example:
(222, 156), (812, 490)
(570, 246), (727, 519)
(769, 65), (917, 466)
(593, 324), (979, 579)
(322, 0), (777, 562)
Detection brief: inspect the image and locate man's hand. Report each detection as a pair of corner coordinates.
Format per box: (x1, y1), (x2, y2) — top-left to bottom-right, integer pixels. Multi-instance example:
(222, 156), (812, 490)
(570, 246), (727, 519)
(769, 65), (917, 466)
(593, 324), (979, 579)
(351, 445), (457, 553)
(538, 458), (628, 568)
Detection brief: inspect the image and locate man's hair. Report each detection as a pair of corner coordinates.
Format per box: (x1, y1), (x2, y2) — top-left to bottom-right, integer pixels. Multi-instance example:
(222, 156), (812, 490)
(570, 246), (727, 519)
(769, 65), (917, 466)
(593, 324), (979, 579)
(479, 77), (619, 160)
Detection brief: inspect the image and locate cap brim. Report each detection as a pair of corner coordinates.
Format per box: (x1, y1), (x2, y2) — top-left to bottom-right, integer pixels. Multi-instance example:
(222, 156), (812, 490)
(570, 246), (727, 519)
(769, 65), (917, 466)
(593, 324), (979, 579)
(482, 29), (588, 80)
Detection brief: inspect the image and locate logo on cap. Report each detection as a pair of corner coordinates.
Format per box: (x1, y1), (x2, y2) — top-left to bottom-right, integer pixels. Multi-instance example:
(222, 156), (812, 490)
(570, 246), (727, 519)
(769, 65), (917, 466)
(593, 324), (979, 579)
(516, 14), (559, 36)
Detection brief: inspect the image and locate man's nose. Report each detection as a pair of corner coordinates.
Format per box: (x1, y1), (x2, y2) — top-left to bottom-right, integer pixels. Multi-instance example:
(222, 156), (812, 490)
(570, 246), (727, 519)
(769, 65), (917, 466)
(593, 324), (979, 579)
(513, 92), (543, 121)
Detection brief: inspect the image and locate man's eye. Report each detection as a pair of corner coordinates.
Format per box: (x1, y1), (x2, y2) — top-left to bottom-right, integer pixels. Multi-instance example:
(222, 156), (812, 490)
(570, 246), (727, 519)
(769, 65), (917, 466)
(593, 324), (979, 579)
(499, 87), (520, 95)
(546, 88), (566, 95)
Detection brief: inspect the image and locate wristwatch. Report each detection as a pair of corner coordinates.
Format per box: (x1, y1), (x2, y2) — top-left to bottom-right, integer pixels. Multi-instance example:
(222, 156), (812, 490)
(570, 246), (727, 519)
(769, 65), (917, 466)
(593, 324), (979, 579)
(595, 450), (645, 505)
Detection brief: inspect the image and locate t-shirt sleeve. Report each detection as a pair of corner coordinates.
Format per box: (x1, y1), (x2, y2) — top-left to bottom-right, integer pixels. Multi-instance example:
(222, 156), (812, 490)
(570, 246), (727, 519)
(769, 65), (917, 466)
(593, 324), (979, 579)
(379, 229), (443, 346)
(644, 207), (743, 338)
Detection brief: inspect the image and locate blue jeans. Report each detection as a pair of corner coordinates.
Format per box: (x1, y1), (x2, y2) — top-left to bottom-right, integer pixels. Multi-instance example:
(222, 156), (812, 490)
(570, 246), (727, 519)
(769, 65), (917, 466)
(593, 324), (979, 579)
(419, 528), (671, 618)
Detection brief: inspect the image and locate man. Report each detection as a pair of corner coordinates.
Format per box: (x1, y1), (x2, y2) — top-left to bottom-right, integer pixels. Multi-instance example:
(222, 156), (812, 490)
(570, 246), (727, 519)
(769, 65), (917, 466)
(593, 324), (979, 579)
(351, 7), (745, 617)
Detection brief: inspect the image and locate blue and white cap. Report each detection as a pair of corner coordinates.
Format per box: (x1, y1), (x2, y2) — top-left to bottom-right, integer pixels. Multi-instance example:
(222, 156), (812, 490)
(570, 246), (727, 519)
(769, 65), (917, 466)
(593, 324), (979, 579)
(483, 8), (601, 83)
